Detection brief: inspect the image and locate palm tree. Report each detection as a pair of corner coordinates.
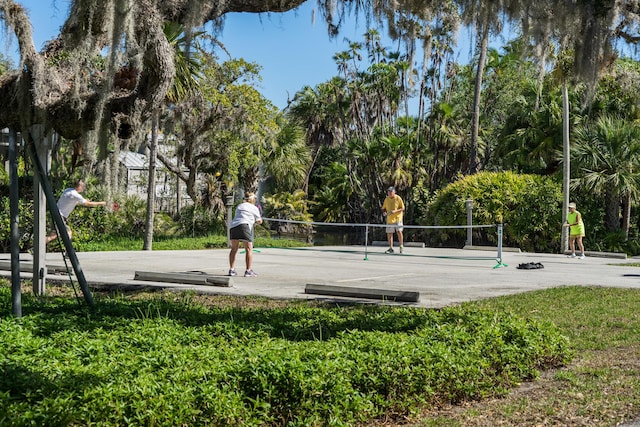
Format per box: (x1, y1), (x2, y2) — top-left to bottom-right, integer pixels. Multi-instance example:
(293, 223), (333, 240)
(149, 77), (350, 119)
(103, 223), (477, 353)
(458, 0), (505, 175)
(287, 82), (346, 192)
(572, 115), (640, 239)
(262, 119), (311, 192)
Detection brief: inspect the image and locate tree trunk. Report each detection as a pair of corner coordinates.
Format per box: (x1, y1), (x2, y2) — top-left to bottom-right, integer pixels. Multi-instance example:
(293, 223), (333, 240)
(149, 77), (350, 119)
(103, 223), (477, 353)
(143, 113), (159, 250)
(469, 25), (489, 175)
(561, 82), (570, 253)
(622, 191), (631, 240)
(604, 187), (620, 233)
(176, 155), (182, 216)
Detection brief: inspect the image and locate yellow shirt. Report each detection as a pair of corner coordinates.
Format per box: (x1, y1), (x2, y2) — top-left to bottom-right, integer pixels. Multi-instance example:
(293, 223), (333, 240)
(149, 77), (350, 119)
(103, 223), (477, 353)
(382, 195), (404, 224)
(567, 210), (585, 237)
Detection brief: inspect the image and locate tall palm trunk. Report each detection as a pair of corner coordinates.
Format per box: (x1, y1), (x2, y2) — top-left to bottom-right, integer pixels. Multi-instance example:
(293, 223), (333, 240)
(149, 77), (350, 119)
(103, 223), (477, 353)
(469, 25), (489, 175)
(605, 186), (620, 233)
(622, 191), (631, 240)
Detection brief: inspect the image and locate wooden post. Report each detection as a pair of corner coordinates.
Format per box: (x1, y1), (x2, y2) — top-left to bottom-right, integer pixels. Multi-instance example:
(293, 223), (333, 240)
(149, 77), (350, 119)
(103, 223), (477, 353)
(226, 194), (234, 247)
(9, 128), (22, 317)
(31, 125), (51, 295)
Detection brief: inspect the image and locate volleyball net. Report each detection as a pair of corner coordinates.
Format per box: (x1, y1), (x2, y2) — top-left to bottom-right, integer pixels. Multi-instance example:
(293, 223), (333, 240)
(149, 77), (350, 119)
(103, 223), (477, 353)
(260, 217), (507, 268)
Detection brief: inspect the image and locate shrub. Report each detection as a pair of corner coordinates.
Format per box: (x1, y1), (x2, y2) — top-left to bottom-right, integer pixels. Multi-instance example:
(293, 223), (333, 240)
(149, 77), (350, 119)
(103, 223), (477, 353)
(0, 286), (572, 426)
(0, 197), (34, 252)
(177, 204), (226, 237)
(425, 171), (563, 252)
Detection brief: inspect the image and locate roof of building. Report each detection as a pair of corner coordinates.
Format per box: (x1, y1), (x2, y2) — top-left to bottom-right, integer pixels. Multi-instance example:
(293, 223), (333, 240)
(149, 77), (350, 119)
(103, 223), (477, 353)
(118, 151), (147, 169)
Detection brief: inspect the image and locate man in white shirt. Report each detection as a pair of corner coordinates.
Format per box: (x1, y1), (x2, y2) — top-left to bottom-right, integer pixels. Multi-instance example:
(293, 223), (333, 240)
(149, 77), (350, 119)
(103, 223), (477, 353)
(45, 179), (107, 244)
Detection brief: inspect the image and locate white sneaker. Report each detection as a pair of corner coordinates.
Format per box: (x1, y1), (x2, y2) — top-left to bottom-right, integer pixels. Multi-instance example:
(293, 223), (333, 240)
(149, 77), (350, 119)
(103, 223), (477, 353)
(579, 254), (585, 259)
(385, 248), (394, 254)
(569, 253), (576, 258)
(399, 246), (404, 254)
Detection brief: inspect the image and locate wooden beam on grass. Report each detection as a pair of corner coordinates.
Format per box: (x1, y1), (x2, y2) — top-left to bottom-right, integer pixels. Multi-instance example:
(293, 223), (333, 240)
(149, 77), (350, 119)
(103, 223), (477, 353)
(305, 283), (419, 302)
(134, 271), (231, 287)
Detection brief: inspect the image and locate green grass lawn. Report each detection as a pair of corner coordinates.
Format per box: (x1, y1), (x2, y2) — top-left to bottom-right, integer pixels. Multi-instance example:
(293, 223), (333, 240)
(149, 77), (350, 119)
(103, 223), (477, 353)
(73, 234), (310, 252)
(2, 272), (640, 426)
(0, 283), (574, 426)
(421, 286), (640, 426)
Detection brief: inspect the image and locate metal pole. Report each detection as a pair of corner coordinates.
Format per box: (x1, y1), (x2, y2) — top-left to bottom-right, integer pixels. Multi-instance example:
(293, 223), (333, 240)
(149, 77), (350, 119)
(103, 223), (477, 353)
(9, 128), (22, 317)
(364, 224), (369, 260)
(497, 224), (503, 263)
(29, 143), (94, 305)
(561, 82), (570, 254)
(465, 199), (473, 247)
(493, 223), (507, 268)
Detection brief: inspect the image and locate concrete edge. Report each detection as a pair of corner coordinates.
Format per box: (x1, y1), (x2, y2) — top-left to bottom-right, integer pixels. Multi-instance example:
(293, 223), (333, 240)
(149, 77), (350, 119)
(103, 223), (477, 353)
(463, 245), (521, 253)
(371, 241), (425, 248)
(305, 283), (420, 303)
(563, 250), (627, 259)
(134, 271), (231, 287)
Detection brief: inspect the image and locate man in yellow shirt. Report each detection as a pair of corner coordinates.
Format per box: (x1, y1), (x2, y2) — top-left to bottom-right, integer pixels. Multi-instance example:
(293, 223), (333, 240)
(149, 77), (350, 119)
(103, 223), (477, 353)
(382, 186), (405, 254)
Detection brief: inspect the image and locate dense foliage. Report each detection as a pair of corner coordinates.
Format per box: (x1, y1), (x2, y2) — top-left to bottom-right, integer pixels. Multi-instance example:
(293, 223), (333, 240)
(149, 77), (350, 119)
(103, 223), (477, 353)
(0, 284), (571, 426)
(5, 11), (640, 255)
(425, 171), (563, 252)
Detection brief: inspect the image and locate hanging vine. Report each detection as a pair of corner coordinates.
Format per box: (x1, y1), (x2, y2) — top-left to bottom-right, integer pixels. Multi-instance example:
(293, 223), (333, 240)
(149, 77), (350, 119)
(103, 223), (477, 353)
(0, 0), (638, 155)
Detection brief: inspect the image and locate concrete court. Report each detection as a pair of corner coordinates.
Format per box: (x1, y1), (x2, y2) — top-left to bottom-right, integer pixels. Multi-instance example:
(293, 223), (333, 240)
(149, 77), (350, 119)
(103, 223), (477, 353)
(3, 246), (640, 308)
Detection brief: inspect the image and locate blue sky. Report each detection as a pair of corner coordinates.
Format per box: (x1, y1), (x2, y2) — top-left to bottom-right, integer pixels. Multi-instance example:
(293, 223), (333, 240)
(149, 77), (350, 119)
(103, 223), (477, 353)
(2, 1), (476, 113)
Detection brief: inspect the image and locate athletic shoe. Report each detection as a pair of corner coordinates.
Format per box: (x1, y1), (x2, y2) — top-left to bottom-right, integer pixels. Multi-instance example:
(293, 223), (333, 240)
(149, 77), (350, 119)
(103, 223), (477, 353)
(244, 269), (258, 277)
(228, 269), (237, 276)
(399, 246), (404, 254)
(385, 248), (394, 254)
(579, 254), (585, 259)
(569, 253), (576, 258)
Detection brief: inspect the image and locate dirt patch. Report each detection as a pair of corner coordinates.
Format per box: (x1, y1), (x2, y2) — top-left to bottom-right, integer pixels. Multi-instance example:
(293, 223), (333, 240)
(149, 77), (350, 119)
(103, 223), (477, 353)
(378, 346), (640, 426)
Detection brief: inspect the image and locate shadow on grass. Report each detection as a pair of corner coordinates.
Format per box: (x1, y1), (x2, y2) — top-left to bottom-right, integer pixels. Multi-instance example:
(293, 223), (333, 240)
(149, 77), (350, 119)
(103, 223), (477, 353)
(1, 283), (447, 342)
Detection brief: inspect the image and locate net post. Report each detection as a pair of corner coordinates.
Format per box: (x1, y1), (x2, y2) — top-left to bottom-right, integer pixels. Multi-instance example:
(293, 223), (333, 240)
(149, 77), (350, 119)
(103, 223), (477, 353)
(494, 223), (508, 268)
(465, 199), (473, 246)
(364, 224), (369, 260)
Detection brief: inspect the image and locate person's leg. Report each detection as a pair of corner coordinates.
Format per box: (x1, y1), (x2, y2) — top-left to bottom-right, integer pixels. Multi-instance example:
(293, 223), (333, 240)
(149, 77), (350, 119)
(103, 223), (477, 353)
(48, 224), (72, 245)
(397, 229), (404, 252)
(245, 241), (254, 270)
(576, 236), (585, 255)
(229, 240), (239, 274)
(569, 236), (576, 256)
(45, 231), (57, 244)
(385, 230), (394, 253)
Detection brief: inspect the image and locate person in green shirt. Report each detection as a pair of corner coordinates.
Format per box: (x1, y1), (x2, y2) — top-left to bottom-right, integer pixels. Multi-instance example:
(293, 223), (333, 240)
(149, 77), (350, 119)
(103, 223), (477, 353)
(564, 202), (586, 259)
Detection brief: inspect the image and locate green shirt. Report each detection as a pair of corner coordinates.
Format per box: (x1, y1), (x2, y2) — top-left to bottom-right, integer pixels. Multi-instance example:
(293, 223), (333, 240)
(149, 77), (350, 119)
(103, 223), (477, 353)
(567, 210), (585, 236)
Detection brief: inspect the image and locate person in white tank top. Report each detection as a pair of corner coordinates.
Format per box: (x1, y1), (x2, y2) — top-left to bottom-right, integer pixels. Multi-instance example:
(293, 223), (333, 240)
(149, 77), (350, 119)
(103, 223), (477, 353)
(228, 191), (263, 277)
(45, 179), (107, 244)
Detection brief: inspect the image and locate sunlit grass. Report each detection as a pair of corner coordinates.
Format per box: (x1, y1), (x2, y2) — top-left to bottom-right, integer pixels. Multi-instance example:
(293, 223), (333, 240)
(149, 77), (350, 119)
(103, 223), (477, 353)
(0, 283), (572, 426)
(74, 235), (309, 252)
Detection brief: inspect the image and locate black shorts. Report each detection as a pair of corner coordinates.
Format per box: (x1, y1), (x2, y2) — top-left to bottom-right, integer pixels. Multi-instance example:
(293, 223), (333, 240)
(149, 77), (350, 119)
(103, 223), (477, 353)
(230, 224), (253, 242)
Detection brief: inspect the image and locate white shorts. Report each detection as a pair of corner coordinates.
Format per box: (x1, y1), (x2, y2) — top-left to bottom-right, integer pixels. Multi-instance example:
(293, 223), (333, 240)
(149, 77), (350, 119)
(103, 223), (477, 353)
(386, 221), (403, 234)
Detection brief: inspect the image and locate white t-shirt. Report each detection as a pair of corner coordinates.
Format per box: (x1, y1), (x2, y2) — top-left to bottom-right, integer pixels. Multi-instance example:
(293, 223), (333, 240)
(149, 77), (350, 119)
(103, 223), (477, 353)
(57, 188), (86, 218)
(230, 202), (262, 228)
